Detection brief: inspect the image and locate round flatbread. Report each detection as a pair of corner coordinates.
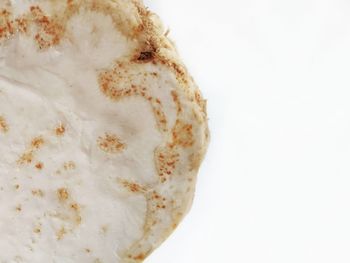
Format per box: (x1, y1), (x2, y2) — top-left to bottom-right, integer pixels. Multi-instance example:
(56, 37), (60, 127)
(0, 0), (209, 262)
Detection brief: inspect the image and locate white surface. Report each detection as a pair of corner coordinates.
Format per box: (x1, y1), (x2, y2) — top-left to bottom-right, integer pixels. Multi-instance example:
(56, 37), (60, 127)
(145, 0), (350, 262)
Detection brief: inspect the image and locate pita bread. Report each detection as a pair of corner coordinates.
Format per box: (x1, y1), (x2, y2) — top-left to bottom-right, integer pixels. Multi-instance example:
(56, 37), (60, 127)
(0, 0), (209, 262)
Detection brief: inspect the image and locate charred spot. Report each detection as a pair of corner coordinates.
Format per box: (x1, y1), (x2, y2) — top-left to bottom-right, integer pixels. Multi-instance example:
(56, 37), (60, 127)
(137, 51), (154, 62)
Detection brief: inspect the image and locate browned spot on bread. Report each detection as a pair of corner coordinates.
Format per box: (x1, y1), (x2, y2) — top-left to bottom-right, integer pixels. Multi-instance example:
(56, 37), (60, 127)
(0, 5), (64, 49)
(25, 0), (142, 40)
(35, 162), (43, 170)
(15, 17), (28, 33)
(152, 101), (168, 131)
(0, 9), (14, 40)
(98, 133), (126, 154)
(98, 62), (168, 132)
(52, 195), (82, 228)
(0, 115), (9, 133)
(171, 90), (182, 114)
(172, 223), (178, 230)
(131, 0), (209, 129)
(120, 180), (146, 193)
(32, 189), (44, 197)
(133, 253), (146, 261)
(17, 151), (34, 165)
(101, 225), (108, 234)
(31, 136), (44, 149)
(98, 63), (146, 102)
(157, 57), (190, 86)
(137, 51), (154, 62)
(147, 191), (167, 224)
(16, 204), (22, 212)
(55, 123), (66, 136)
(118, 179), (172, 254)
(191, 89), (207, 118)
(170, 120), (194, 148)
(155, 147), (180, 183)
(70, 202), (79, 211)
(15, 184), (20, 190)
(56, 226), (67, 240)
(33, 226), (41, 234)
(125, 187), (170, 260)
(57, 188), (69, 202)
(30, 6), (64, 49)
(119, 180), (171, 245)
(18, 136), (45, 165)
(148, 191), (167, 211)
(131, 0), (197, 88)
(63, 161), (76, 170)
(70, 202), (82, 224)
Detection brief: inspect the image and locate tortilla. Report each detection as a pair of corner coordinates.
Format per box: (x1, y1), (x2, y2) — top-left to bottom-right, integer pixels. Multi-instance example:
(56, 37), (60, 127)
(0, 0), (209, 262)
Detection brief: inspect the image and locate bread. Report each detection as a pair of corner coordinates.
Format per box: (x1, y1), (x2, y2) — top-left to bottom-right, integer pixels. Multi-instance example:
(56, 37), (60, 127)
(0, 0), (209, 262)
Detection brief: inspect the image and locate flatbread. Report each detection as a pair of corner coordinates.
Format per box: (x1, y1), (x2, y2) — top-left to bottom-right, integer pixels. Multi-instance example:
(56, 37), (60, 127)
(0, 0), (209, 262)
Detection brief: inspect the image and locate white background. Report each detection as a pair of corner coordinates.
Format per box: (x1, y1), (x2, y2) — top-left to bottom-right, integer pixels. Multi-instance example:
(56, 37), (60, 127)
(144, 0), (350, 262)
